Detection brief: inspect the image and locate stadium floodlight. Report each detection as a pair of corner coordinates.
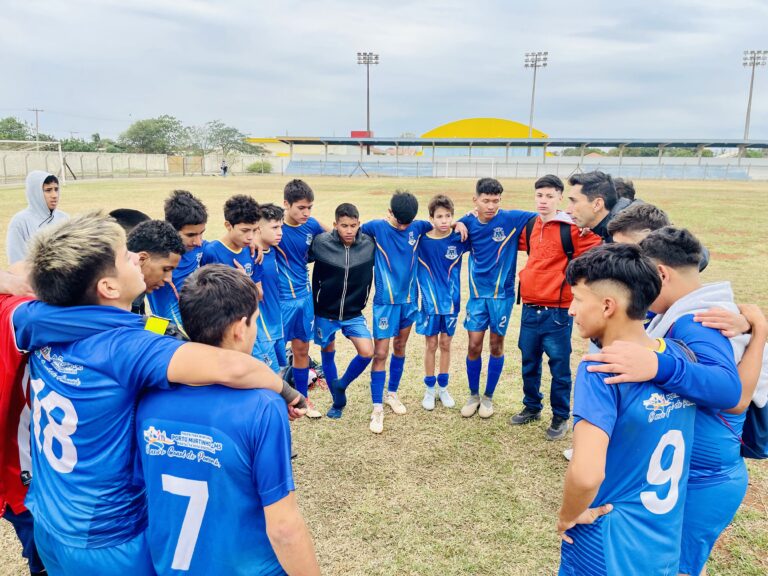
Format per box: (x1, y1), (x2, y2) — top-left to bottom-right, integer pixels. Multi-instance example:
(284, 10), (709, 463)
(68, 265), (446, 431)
(743, 50), (767, 141)
(524, 51), (548, 156)
(357, 51), (379, 155)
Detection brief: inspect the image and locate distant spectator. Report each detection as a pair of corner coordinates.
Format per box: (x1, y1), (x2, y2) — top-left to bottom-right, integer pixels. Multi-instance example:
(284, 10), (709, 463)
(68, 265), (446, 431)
(221, 159), (229, 177)
(6, 171), (68, 264)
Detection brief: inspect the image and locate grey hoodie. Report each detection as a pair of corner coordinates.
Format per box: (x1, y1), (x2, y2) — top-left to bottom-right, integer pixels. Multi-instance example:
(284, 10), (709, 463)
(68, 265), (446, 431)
(6, 170), (68, 264)
(646, 281), (768, 407)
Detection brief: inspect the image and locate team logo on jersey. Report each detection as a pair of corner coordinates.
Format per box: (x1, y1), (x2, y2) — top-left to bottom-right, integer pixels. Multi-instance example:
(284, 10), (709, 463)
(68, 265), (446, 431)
(492, 227), (506, 242)
(445, 246), (459, 260)
(143, 426), (175, 456)
(378, 317), (389, 330)
(408, 231), (417, 246)
(306, 233), (313, 245)
(643, 392), (694, 423)
(36, 347), (83, 386)
(244, 263), (253, 276)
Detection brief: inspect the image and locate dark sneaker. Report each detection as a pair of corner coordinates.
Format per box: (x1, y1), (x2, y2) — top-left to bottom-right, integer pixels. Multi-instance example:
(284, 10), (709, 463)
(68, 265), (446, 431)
(546, 416), (569, 441)
(509, 407), (542, 426)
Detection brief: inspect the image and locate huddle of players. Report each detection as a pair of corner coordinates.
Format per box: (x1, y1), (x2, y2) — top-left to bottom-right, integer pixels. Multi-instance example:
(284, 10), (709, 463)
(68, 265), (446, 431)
(1, 172), (766, 575)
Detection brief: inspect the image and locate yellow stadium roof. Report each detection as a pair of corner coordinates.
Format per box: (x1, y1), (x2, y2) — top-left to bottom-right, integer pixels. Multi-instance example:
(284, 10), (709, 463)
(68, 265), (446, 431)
(421, 118), (547, 139)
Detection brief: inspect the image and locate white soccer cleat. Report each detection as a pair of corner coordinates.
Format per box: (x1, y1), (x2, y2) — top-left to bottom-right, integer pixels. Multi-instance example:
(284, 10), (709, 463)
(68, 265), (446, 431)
(385, 392), (407, 415)
(422, 388), (436, 411)
(438, 388), (455, 408)
(370, 408), (384, 434)
(478, 396), (494, 419)
(563, 448), (573, 461)
(305, 398), (322, 419)
(460, 395), (481, 418)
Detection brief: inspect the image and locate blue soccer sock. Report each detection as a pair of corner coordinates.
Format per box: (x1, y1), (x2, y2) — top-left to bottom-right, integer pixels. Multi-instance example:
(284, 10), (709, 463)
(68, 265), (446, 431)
(466, 357), (482, 396)
(321, 350), (338, 385)
(371, 370), (386, 405)
(424, 375), (437, 389)
(484, 355), (505, 398)
(387, 354), (406, 393)
(294, 367), (310, 398)
(437, 373), (449, 389)
(340, 355), (372, 388)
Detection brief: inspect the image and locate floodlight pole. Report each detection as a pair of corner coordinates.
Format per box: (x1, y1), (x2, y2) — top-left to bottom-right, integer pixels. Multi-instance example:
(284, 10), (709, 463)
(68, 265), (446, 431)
(743, 50), (767, 142)
(357, 51), (379, 155)
(524, 52), (548, 157)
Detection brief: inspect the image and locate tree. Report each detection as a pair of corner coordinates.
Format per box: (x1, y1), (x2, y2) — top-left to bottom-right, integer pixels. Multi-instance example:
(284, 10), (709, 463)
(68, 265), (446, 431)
(205, 120), (265, 156)
(0, 117), (33, 140)
(119, 115), (186, 154)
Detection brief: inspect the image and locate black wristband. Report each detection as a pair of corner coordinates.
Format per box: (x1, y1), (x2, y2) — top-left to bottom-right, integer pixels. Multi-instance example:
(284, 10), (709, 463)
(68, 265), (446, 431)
(280, 381), (307, 410)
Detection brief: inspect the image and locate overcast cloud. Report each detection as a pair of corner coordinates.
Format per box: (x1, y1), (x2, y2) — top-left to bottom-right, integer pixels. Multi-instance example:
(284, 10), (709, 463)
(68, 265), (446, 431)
(2, 0), (767, 140)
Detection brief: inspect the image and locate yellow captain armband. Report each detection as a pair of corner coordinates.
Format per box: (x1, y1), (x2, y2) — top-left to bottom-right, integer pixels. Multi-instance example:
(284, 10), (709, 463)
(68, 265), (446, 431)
(655, 338), (667, 353)
(144, 316), (170, 335)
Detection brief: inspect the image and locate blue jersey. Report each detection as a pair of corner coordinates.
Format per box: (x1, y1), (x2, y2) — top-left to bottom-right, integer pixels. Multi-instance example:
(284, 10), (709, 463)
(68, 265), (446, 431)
(255, 248), (283, 342)
(361, 219), (433, 306)
(147, 244), (207, 324)
(12, 302), (185, 548)
(561, 340), (697, 575)
(459, 209), (535, 300)
(200, 240), (258, 281)
(416, 232), (469, 316)
(136, 385), (293, 576)
(275, 217), (324, 300)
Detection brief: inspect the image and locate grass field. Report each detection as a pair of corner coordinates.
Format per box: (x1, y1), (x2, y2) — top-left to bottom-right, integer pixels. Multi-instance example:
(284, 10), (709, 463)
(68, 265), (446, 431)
(1, 175), (767, 575)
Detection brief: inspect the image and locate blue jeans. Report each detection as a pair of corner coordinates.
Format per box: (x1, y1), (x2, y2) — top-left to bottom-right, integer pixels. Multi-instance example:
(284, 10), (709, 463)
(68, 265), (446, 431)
(3, 505), (45, 574)
(517, 305), (573, 419)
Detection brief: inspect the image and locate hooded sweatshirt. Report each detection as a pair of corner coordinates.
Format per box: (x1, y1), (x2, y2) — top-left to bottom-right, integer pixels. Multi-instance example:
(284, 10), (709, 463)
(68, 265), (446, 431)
(6, 171), (68, 264)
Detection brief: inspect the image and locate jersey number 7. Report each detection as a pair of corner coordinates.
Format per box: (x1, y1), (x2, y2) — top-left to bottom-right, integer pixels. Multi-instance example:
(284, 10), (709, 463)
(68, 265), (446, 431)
(162, 474), (210, 571)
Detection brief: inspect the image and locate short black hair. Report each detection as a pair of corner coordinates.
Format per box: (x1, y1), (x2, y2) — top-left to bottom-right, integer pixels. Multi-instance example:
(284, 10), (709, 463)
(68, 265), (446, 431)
(109, 208), (151, 233)
(390, 190), (419, 225)
(639, 226), (703, 270)
(607, 203), (670, 237)
(428, 194), (454, 217)
(535, 174), (564, 193)
(335, 203), (359, 221)
(223, 194), (260, 226)
(43, 175), (59, 186)
(127, 220), (185, 258)
(568, 171), (618, 211)
(476, 178), (503, 196)
(284, 179), (314, 205)
(259, 203), (284, 222)
(614, 178), (636, 201)
(180, 265), (259, 347)
(566, 243), (661, 320)
(164, 190), (208, 231)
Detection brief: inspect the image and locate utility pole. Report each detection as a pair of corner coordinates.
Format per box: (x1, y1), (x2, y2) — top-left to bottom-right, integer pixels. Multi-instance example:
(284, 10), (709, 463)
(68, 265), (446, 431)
(28, 108), (44, 150)
(524, 52), (548, 157)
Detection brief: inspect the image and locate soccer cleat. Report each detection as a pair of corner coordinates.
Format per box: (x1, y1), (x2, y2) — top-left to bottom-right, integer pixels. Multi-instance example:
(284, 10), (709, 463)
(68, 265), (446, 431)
(422, 388), (436, 411)
(509, 407), (542, 426)
(291, 446), (298, 459)
(460, 394), (481, 417)
(546, 416), (569, 441)
(370, 408), (384, 434)
(305, 398), (322, 419)
(385, 392), (407, 415)
(478, 396), (494, 419)
(326, 406), (344, 419)
(563, 448), (573, 461)
(437, 388), (455, 408)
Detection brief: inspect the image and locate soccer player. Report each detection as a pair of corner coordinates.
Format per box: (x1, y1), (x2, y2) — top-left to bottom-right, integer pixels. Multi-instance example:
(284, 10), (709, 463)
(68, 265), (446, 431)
(277, 179), (329, 418)
(511, 175), (601, 439)
(200, 194), (260, 279)
(310, 203), (375, 420)
(8, 212), (305, 574)
(557, 243), (697, 575)
(458, 178), (535, 419)
(147, 189), (209, 327)
(415, 194), (468, 411)
(6, 171), (68, 264)
(564, 171), (618, 243)
(127, 219), (185, 315)
(109, 208), (151, 233)
(361, 191), (436, 433)
(253, 203), (287, 373)
(136, 265), (320, 575)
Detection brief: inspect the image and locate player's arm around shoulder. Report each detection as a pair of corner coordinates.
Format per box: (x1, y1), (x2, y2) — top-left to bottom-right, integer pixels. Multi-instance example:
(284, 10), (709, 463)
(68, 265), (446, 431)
(571, 224), (602, 256)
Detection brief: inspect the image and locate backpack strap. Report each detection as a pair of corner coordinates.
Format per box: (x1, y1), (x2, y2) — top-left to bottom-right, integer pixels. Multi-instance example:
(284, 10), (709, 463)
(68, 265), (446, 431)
(518, 215), (538, 304)
(559, 222), (575, 263)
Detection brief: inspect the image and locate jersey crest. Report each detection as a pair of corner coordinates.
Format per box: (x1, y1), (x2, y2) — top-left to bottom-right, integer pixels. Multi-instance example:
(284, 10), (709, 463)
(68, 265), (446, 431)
(492, 227), (506, 242)
(445, 245), (458, 260)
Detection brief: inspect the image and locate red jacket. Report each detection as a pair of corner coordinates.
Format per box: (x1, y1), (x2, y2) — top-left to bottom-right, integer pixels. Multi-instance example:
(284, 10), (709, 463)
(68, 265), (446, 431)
(518, 213), (601, 307)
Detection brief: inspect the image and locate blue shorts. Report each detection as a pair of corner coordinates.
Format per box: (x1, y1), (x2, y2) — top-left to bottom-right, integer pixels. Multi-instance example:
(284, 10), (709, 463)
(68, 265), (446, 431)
(34, 525), (154, 576)
(416, 311), (459, 337)
(252, 340), (281, 373)
(679, 462), (749, 575)
(373, 302), (418, 339)
(464, 297), (514, 336)
(281, 296), (314, 342)
(315, 315), (372, 348)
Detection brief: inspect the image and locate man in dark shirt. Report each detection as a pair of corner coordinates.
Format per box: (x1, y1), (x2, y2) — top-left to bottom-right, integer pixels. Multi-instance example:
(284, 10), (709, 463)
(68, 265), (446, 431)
(565, 171), (619, 243)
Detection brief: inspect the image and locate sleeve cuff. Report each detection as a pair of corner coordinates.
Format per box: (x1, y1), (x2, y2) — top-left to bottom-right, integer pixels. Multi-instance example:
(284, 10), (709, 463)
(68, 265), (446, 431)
(653, 351), (675, 384)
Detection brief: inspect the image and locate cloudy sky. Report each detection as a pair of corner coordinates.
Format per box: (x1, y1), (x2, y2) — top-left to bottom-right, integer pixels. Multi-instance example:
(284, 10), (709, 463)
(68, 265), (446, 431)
(2, 0), (767, 141)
